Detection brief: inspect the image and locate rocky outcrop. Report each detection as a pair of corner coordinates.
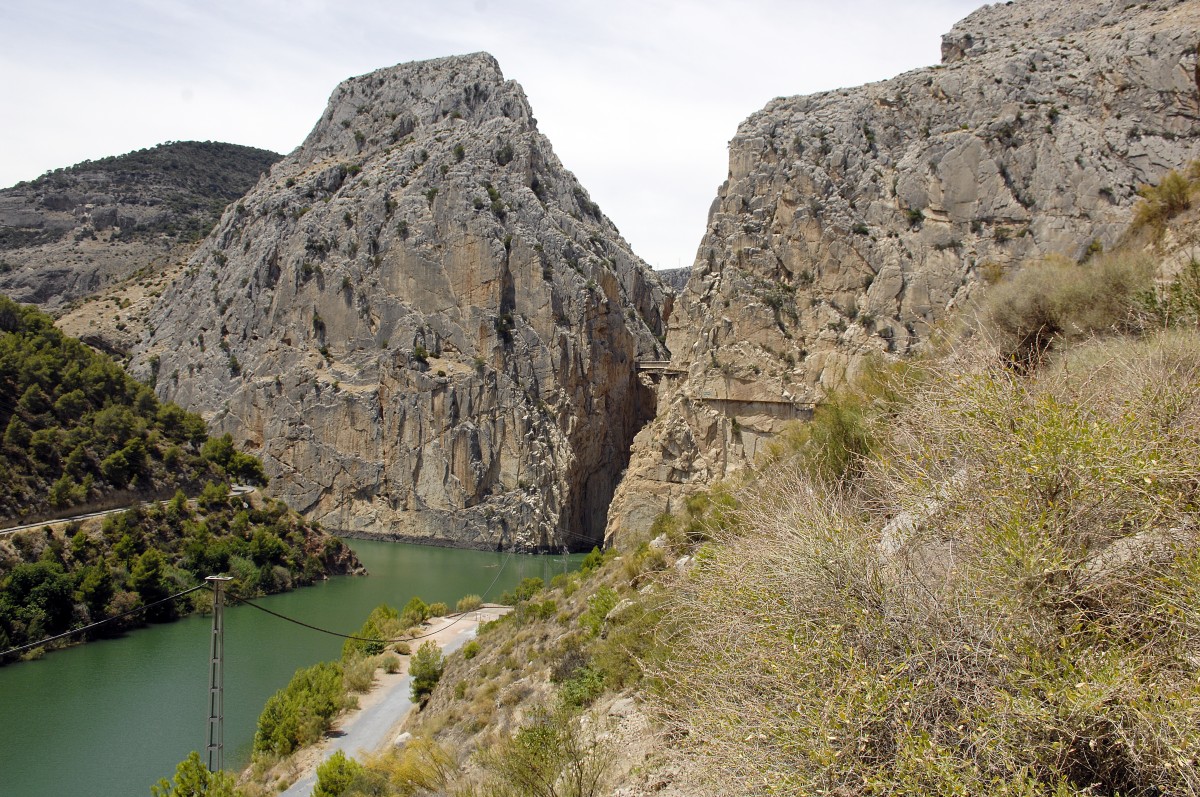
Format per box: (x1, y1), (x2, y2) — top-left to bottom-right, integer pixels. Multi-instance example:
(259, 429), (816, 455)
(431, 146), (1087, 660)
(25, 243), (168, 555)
(0, 142), (280, 313)
(134, 54), (666, 551)
(608, 0), (1200, 541)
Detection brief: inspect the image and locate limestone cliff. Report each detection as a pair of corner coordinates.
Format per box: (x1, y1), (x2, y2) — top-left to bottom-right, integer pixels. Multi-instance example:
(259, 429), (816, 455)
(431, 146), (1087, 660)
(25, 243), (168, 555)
(609, 0), (1200, 540)
(134, 54), (666, 551)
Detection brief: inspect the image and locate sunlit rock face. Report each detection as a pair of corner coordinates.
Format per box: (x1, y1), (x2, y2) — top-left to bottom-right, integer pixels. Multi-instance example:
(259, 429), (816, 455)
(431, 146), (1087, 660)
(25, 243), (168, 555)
(607, 0), (1200, 542)
(136, 53), (666, 551)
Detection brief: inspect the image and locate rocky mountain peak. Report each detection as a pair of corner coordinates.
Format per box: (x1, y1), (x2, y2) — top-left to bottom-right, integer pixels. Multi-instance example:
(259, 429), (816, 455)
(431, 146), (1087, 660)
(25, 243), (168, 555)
(942, 0), (1195, 64)
(295, 53), (534, 166)
(135, 54), (666, 552)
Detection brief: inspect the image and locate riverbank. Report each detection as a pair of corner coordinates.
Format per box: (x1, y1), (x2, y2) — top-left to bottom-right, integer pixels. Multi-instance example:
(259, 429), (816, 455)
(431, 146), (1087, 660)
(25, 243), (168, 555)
(249, 605), (511, 797)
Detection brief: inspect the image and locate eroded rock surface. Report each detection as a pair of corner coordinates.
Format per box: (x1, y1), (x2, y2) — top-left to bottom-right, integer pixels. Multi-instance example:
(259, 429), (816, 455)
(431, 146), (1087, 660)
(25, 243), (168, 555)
(609, 0), (1200, 541)
(135, 54), (666, 551)
(0, 141), (279, 310)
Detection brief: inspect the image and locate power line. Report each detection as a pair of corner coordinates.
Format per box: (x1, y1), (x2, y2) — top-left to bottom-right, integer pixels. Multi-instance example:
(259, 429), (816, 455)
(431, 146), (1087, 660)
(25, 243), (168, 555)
(0, 583), (208, 659)
(223, 549), (519, 645)
(228, 593), (479, 643)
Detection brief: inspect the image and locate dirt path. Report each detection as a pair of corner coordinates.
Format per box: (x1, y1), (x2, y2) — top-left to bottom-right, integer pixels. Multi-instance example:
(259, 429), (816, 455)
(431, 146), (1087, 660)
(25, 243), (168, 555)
(271, 606), (509, 797)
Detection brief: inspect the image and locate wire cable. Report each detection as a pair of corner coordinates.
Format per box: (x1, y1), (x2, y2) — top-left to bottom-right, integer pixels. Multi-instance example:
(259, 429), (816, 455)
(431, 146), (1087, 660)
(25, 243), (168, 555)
(224, 549), (521, 645)
(227, 592), (486, 642)
(0, 583), (208, 659)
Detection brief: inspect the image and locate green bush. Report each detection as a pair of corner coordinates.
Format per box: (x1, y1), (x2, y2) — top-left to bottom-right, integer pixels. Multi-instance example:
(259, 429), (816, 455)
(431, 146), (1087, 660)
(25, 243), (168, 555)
(342, 604), (399, 659)
(152, 751), (241, 797)
(342, 654), (376, 693)
(253, 661), (345, 756)
(983, 252), (1155, 368)
(314, 750), (362, 797)
(427, 601), (448, 617)
(455, 593), (482, 612)
(461, 639), (481, 660)
(580, 586), (618, 639)
(500, 577), (544, 605)
(478, 708), (610, 797)
(1132, 163), (1196, 232)
(400, 596), (429, 628)
(409, 640), (444, 702)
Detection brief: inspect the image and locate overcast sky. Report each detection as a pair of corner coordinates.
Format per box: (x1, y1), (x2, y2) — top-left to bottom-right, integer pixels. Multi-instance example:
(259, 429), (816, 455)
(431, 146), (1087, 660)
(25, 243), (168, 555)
(0, 0), (984, 270)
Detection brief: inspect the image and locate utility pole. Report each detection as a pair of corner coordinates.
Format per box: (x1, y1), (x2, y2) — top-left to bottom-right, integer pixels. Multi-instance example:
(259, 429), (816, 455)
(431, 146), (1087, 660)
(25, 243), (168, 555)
(205, 576), (233, 773)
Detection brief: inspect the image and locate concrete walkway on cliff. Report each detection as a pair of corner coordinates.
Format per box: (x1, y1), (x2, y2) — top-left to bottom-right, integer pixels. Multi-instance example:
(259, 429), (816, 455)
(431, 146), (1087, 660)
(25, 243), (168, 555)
(277, 606), (509, 797)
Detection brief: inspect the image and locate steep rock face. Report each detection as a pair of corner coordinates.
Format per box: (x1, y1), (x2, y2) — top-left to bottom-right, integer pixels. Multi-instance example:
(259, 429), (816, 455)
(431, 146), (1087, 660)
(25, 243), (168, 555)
(134, 54), (666, 551)
(609, 0), (1200, 540)
(0, 142), (279, 312)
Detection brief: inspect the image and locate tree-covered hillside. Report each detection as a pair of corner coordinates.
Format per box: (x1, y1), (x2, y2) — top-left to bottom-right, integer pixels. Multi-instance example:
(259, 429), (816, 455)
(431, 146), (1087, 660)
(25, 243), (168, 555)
(0, 295), (360, 662)
(0, 294), (264, 521)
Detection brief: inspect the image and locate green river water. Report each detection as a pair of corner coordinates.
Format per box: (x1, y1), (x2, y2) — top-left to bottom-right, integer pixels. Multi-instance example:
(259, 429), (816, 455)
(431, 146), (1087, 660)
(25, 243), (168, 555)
(0, 539), (576, 797)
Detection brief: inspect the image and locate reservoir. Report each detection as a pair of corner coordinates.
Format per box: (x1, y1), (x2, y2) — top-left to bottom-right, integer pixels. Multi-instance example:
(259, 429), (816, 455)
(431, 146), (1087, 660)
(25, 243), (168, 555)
(0, 539), (576, 797)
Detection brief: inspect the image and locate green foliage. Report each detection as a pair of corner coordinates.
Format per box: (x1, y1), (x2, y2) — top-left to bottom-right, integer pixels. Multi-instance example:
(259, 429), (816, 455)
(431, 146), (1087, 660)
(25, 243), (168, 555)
(580, 586), (618, 639)
(578, 547), (605, 576)
(461, 639), (481, 660)
(427, 601), (448, 617)
(455, 593), (482, 613)
(400, 595), (428, 628)
(314, 750), (363, 797)
(1132, 162), (1197, 233)
(558, 666), (605, 709)
(984, 252), (1155, 369)
(2, 492), (343, 661)
(151, 751), (242, 797)
(0, 296), (234, 518)
(478, 708), (611, 797)
(343, 604), (399, 659)
(254, 661), (345, 756)
(501, 576), (544, 605)
(409, 640), (444, 703)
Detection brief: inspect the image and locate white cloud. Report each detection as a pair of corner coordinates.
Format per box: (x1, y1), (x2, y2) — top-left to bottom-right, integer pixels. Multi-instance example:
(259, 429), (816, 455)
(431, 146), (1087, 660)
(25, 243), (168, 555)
(0, 0), (984, 269)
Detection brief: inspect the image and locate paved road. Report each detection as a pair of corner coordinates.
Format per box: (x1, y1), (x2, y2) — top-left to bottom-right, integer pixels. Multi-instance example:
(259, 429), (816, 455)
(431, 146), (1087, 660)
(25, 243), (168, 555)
(278, 618), (484, 797)
(0, 485), (255, 537)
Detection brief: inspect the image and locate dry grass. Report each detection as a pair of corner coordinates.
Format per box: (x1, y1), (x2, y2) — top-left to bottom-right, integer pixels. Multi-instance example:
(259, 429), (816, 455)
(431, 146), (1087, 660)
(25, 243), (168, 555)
(658, 330), (1200, 796)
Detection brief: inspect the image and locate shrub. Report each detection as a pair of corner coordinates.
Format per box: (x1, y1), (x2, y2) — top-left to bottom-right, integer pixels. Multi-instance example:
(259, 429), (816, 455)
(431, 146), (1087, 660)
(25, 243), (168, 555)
(342, 654), (376, 693)
(342, 604), (399, 659)
(400, 596), (429, 628)
(381, 654), (400, 674)
(660, 336), (1200, 795)
(253, 661), (344, 756)
(152, 751), (240, 797)
(314, 750), (362, 797)
(409, 641), (444, 702)
(1132, 164), (1195, 232)
(461, 639), (481, 660)
(983, 252), (1154, 368)
(427, 601), (448, 617)
(478, 708), (611, 797)
(501, 577), (544, 605)
(580, 586), (618, 639)
(455, 594), (482, 613)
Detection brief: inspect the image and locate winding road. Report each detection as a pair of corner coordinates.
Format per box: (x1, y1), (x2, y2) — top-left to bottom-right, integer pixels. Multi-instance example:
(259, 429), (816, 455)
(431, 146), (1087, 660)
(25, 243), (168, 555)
(277, 608), (506, 797)
(0, 485), (255, 537)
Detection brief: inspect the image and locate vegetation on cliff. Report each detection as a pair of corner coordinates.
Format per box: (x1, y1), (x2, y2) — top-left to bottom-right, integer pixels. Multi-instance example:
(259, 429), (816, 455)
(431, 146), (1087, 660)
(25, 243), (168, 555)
(0, 295), (265, 520)
(654, 176), (1200, 795)
(1, 141), (280, 249)
(294, 169), (1200, 797)
(0, 295), (358, 662)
